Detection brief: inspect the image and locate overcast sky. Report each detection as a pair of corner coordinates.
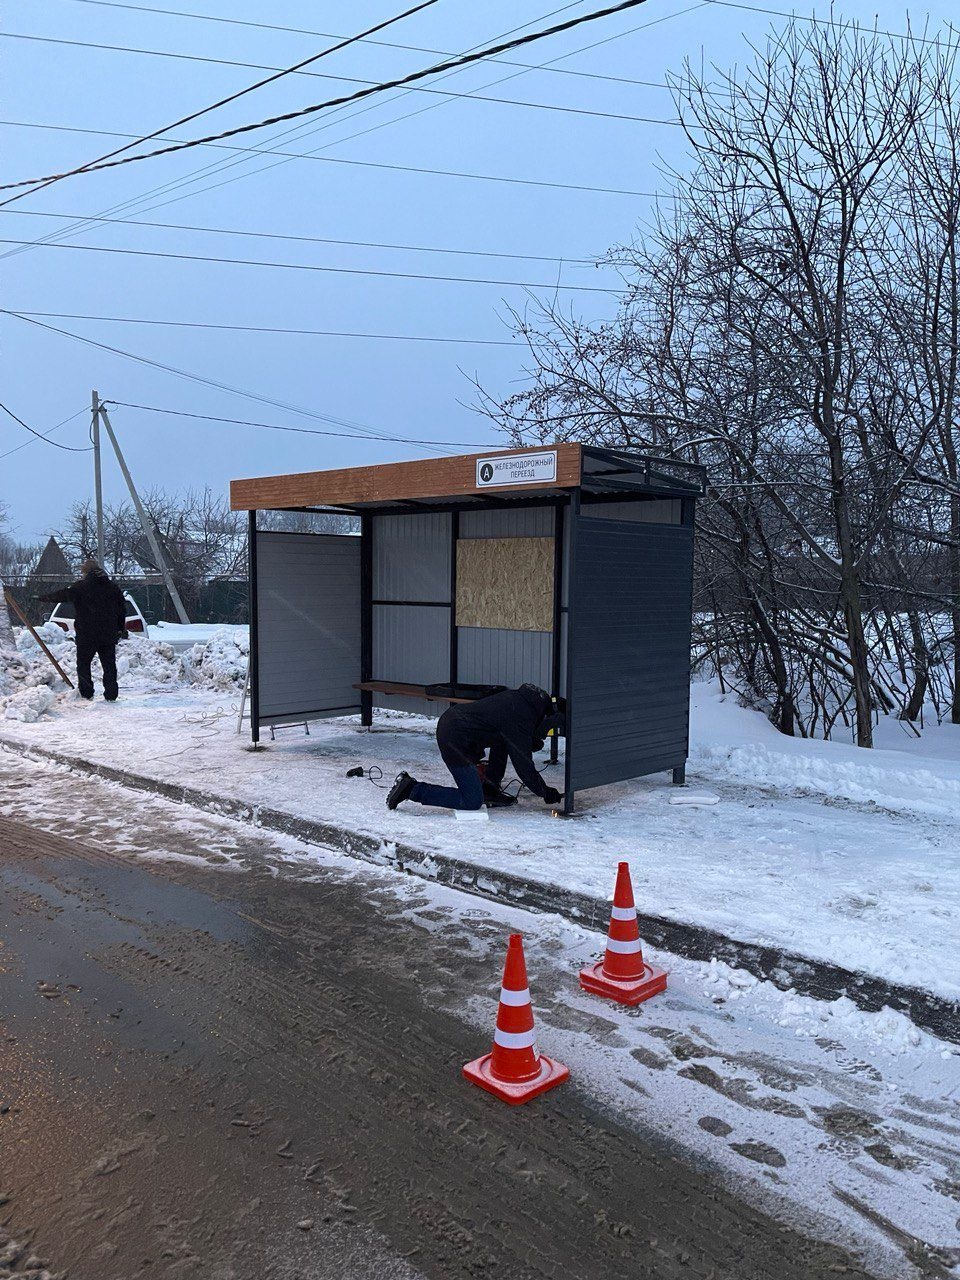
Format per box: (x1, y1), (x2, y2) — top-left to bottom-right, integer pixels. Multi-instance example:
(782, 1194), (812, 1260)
(2, 0), (957, 540)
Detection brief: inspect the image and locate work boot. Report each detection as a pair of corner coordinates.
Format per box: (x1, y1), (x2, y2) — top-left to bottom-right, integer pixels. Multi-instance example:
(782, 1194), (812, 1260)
(483, 780), (517, 808)
(387, 772), (417, 810)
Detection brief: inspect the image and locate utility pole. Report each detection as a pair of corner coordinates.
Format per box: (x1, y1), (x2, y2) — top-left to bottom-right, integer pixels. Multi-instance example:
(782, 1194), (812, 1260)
(91, 389), (105, 566)
(96, 400), (191, 625)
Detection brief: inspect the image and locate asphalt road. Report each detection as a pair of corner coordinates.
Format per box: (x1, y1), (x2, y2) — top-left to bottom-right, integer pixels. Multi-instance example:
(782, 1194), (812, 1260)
(0, 771), (879, 1279)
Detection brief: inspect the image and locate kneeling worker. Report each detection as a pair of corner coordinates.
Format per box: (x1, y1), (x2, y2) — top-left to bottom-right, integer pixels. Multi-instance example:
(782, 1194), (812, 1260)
(387, 683), (566, 812)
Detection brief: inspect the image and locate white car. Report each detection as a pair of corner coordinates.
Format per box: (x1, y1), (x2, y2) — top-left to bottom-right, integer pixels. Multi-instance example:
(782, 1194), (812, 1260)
(48, 590), (150, 639)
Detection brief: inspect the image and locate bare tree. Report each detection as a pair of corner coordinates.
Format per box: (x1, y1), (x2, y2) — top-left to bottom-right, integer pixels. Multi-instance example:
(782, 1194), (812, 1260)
(479, 17), (960, 742)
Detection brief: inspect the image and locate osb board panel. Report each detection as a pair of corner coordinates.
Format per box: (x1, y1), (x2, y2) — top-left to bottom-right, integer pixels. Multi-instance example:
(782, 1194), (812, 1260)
(455, 537), (554, 633)
(230, 444), (581, 510)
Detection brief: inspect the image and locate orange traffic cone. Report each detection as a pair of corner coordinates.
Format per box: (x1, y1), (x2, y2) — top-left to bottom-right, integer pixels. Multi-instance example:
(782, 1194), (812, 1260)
(463, 933), (569, 1105)
(579, 862), (667, 1005)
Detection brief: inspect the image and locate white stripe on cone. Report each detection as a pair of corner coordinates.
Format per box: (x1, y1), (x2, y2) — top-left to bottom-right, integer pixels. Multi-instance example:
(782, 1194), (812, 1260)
(493, 1028), (537, 1050)
(498, 987), (531, 1007)
(610, 905), (637, 921)
(605, 938), (642, 954)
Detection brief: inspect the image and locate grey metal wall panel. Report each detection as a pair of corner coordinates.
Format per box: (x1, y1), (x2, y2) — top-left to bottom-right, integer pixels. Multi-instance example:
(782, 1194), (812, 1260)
(255, 531), (361, 723)
(373, 513), (451, 601)
(457, 627), (552, 689)
(568, 519), (694, 792)
(583, 498), (680, 524)
(459, 507), (554, 539)
(373, 604), (449, 684)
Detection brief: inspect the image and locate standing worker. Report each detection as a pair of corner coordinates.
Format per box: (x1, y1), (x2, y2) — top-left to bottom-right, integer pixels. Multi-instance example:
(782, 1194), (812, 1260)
(38, 559), (128, 702)
(387, 684), (566, 813)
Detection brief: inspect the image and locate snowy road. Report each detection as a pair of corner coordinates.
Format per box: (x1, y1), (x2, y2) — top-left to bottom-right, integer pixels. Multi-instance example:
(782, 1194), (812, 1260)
(0, 756), (958, 1278)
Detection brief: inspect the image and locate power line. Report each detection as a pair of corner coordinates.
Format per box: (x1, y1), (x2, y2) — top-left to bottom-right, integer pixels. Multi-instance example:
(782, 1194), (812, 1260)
(0, 401), (91, 452)
(9, 310), (523, 347)
(0, 207), (598, 265)
(0, 1), (689, 266)
(0, 31), (681, 134)
(0, 309), (458, 453)
(0, 0), (663, 199)
(108, 401), (499, 449)
(0, 119), (662, 200)
(60, 0), (675, 91)
(0, 236), (619, 292)
(3, 2), (440, 210)
(0, 406), (89, 461)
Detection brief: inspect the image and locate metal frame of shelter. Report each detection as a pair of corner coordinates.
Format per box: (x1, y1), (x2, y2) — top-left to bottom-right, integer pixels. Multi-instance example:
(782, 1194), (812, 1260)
(231, 444), (705, 814)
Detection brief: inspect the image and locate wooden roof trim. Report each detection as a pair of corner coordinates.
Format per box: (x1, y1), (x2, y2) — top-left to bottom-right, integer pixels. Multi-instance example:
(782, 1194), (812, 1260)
(230, 443), (582, 511)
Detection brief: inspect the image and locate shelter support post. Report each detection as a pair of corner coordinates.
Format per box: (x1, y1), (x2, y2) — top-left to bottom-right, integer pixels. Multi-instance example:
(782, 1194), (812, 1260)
(672, 765), (685, 785)
(449, 510), (459, 686)
(550, 502), (564, 767)
(248, 510), (260, 745)
(360, 513), (373, 727)
(562, 492), (579, 815)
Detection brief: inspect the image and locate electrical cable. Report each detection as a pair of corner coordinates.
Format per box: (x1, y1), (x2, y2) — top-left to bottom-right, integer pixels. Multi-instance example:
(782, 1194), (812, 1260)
(8, 310), (523, 347)
(0, 2), (439, 214)
(0, 406), (90, 460)
(105, 400), (501, 449)
(0, 29), (686, 122)
(0, 0), (689, 266)
(0, 0), (661, 199)
(0, 207), (596, 266)
(0, 3), (593, 262)
(346, 764), (386, 789)
(294, 0), (701, 217)
(0, 236), (618, 292)
(0, 120), (660, 200)
(0, 400), (92, 451)
(0, 31), (682, 128)
(58, 0), (676, 90)
(108, 0), (694, 277)
(0, 309), (452, 451)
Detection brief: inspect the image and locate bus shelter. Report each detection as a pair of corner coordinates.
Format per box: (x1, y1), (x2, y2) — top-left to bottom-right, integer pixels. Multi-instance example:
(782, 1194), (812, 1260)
(230, 444), (705, 813)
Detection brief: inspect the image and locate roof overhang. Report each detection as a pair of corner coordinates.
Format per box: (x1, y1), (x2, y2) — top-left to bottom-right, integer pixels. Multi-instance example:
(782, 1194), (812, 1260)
(230, 443), (704, 512)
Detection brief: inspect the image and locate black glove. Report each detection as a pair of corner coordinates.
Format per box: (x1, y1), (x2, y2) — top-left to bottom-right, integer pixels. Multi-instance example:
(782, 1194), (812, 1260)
(542, 787), (563, 806)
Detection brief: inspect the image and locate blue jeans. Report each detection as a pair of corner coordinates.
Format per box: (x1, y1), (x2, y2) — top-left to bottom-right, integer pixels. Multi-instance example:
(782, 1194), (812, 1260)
(410, 764), (483, 811)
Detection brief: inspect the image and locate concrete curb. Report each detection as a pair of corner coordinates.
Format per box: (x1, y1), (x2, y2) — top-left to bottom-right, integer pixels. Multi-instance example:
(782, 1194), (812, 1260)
(5, 735), (958, 1045)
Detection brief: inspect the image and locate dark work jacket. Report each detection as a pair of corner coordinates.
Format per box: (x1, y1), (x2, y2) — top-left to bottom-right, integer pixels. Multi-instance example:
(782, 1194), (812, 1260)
(436, 685), (552, 799)
(41, 571), (127, 643)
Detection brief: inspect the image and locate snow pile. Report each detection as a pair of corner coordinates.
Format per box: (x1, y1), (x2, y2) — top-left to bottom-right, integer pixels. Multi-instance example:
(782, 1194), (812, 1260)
(0, 624), (248, 719)
(0, 644), (26, 697)
(3, 684), (55, 722)
(9, 622), (77, 688)
(703, 958), (947, 1055)
(116, 635), (183, 685)
(702, 957), (760, 999)
(181, 627), (248, 691)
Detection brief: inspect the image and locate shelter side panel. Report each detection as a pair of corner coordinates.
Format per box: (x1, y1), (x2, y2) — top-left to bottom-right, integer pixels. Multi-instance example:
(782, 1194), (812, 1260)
(254, 531), (361, 723)
(568, 519), (694, 792)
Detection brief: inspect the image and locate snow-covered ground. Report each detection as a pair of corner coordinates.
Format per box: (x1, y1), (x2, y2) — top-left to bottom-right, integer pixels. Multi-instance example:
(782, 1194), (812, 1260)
(2, 749), (957, 1280)
(2, 623), (959, 1004)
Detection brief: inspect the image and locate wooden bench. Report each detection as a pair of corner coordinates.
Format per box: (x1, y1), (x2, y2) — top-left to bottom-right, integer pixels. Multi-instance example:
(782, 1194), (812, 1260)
(353, 680), (477, 705)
